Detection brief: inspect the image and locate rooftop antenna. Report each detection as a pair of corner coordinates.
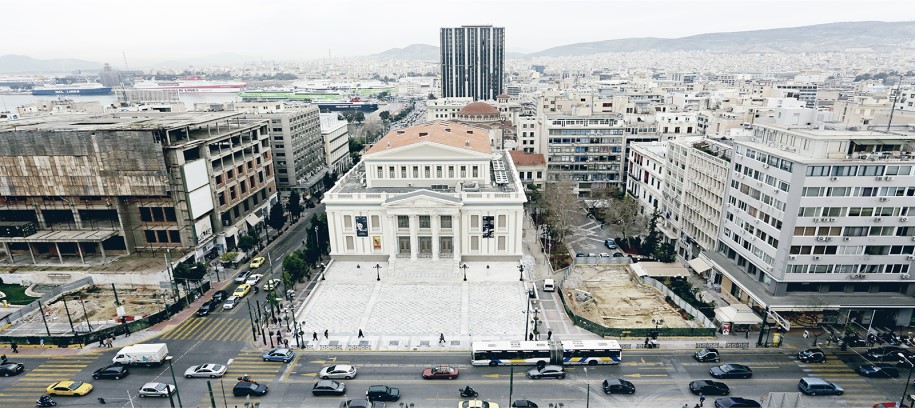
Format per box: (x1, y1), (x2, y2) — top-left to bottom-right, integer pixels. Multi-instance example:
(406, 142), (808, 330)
(886, 77), (901, 132)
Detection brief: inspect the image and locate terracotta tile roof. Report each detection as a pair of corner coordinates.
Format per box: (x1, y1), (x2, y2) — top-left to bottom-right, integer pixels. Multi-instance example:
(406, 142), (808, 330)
(366, 121), (492, 155)
(458, 101), (499, 116)
(509, 150), (545, 165)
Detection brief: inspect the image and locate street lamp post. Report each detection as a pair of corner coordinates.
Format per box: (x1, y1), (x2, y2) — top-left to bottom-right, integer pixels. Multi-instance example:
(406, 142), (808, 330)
(897, 353), (914, 408)
(320, 262), (326, 281)
(460, 263), (468, 281)
(652, 318), (664, 340)
(524, 300), (531, 341)
(374, 263), (381, 281)
(165, 356), (183, 408)
(517, 264), (524, 282)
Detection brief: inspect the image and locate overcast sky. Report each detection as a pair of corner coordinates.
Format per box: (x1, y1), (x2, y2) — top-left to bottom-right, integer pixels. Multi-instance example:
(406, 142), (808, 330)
(6, 0), (913, 64)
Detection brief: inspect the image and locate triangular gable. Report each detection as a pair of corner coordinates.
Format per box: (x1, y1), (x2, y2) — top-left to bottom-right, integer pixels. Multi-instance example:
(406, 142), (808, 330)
(366, 141), (492, 161)
(382, 190), (463, 208)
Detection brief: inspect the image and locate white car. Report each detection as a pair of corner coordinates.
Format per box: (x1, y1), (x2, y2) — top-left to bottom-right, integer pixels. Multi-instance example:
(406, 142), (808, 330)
(223, 296), (239, 310)
(318, 364), (357, 379)
(138, 382), (175, 398)
(184, 364), (227, 378)
(263, 279), (282, 291)
(245, 274), (264, 285)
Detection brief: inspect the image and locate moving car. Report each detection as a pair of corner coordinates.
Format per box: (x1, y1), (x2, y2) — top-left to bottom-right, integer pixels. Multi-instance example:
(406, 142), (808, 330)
(694, 348), (721, 362)
(601, 378), (635, 394)
(234, 270), (250, 284)
(92, 364), (129, 380)
(223, 296), (239, 310)
(526, 365), (565, 379)
(212, 290), (229, 303)
(422, 365), (459, 380)
(689, 380), (730, 396)
(233, 284), (252, 298)
(319, 364), (357, 379)
(233, 381), (268, 397)
(263, 279), (282, 291)
(340, 399), (384, 408)
(245, 274), (264, 285)
(710, 364), (752, 379)
(797, 348), (826, 363)
(138, 382), (175, 398)
(366, 385), (400, 402)
(797, 377), (843, 396)
(47, 381), (93, 396)
(542, 279), (555, 292)
(511, 401), (538, 408)
(714, 397), (761, 408)
(312, 380), (346, 396)
(184, 363), (227, 378)
(249, 257), (266, 269)
(262, 348), (295, 363)
(197, 300), (216, 317)
(0, 361), (24, 376)
(459, 401), (499, 408)
(855, 363), (900, 378)
(865, 346), (914, 364)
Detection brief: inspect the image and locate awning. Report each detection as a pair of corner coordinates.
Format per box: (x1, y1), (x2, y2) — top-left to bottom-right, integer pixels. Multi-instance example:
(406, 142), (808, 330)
(633, 262), (690, 277)
(714, 304), (762, 325)
(245, 213), (263, 228)
(222, 226), (238, 238)
(688, 257), (712, 273)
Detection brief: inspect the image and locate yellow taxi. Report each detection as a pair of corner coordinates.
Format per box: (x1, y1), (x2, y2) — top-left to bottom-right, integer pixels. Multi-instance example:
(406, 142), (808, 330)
(249, 257), (266, 269)
(47, 380), (93, 396)
(233, 284), (252, 298)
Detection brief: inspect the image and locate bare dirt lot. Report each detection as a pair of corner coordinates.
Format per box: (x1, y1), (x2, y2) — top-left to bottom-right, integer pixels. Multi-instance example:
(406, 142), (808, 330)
(561, 265), (694, 329)
(20, 284), (168, 328)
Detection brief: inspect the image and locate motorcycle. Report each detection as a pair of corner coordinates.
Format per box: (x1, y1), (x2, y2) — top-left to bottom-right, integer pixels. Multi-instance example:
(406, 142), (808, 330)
(237, 375), (255, 383)
(36, 396), (57, 407)
(459, 386), (479, 398)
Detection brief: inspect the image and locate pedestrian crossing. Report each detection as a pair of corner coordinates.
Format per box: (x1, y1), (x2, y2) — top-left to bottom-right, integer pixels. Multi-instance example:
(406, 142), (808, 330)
(796, 357), (895, 405)
(161, 316), (254, 341)
(0, 355), (97, 406)
(192, 349), (288, 407)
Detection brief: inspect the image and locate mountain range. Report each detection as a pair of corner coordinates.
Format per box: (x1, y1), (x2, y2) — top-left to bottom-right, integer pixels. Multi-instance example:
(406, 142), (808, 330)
(370, 21), (915, 60)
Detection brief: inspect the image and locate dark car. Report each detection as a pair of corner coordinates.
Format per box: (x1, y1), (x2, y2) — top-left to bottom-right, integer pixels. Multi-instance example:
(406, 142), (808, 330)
(694, 348), (720, 362)
(312, 380), (346, 396)
(842, 333), (867, 347)
(366, 385), (400, 402)
(511, 400), (539, 408)
(92, 364), (129, 380)
(576, 253), (587, 258)
(689, 380), (730, 396)
(604, 239), (618, 249)
(612, 252), (626, 257)
(212, 290), (229, 303)
(797, 348), (826, 363)
(339, 399), (384, 408)
(856, 363), (900, 378)
(526, 365), (565, 379)
(601, 378), (635, 394)
(866, 346), (913, 364)
(233, 381), (268, 397)
(709, 364), (753, 379)
(422, 365), (459, 380)
(197, 300), (216, 317)
(714, 397), (762, 408)
(0, 362), (24, 376)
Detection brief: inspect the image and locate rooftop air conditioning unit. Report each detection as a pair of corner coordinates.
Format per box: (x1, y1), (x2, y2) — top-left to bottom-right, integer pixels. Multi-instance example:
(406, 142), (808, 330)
(903, 274), (911, 279)
(813, 256), (821, 260)
(908, 255), (915, 261)
(816, 237), (827, 241)
(789, 255), (797, 260)
(844, 237), (851, 241)
(828, 218), (836, 222)
(879, 197), (889, 202)
(875, 217), (883, 222)
(875, 176), (884, 181)
(886, 176), (895, 181)
(830, 177), (839, 181)
(902, 217), (909, 222)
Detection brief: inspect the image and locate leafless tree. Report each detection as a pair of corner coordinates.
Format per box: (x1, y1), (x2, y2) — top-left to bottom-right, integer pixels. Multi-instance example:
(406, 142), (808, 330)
(601, 194), (649, 240)
(543, 179), (580, 244)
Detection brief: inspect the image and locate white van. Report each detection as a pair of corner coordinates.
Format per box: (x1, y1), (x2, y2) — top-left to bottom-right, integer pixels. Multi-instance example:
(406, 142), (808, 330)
(543, 279), (555, 292)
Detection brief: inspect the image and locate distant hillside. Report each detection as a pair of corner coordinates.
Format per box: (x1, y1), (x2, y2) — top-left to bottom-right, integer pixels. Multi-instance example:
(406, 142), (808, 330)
(530, 21), (915, 57)
(152, 52), (257, 69)
(0, 55), (102, 73)
(371, 44), (439, 61)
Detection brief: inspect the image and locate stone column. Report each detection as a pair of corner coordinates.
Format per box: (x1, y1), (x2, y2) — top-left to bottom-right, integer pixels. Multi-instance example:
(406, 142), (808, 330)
(409, 215), (418, 260)
(432, 214), (440, 260)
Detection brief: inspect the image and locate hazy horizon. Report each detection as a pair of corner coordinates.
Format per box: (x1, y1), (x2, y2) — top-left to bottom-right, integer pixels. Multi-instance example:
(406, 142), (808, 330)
(4, 0), (914, 65)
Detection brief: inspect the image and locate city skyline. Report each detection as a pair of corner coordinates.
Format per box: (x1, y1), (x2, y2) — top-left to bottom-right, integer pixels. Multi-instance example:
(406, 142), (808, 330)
(3, 0), (913, 65)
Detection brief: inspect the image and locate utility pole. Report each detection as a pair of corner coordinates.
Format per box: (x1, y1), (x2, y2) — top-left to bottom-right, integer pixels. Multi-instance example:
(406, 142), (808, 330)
(61, 297), (76, 334)
(37, 300), (52, 337)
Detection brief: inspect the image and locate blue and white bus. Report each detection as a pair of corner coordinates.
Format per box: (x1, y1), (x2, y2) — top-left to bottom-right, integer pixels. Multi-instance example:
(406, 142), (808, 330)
(471, 340), (621, 366)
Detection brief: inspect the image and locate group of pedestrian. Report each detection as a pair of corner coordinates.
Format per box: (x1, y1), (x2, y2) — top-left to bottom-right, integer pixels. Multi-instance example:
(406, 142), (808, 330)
(97, 334), (115, 348)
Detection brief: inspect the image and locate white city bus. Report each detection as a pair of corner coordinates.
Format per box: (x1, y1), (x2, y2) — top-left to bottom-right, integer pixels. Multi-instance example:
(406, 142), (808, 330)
(471, 340), (622, 366)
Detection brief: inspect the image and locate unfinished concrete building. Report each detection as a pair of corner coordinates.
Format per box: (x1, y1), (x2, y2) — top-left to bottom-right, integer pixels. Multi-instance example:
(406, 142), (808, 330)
(0, 112), (276, 266)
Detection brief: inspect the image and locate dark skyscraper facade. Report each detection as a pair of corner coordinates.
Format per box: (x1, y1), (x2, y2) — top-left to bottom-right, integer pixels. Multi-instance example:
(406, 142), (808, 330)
(440, 25), (505, 101)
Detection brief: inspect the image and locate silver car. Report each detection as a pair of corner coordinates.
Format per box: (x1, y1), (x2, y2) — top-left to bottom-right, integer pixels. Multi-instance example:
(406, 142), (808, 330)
(138, 382), (174, 398)
(184, 364), (227, 378)
(319, 364), (357, 379)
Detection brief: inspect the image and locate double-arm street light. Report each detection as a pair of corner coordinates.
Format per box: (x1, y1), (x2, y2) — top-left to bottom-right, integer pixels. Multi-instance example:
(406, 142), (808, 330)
(460, 263), (468, 281)
(897, 352), (915, 408)
(165, 356), (183, 408)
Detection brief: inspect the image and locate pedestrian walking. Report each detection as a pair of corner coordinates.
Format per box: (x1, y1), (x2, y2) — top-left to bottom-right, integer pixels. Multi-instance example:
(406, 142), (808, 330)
(358, 329), (364, 338)
(699, 393), (705, 407)
(98, 338), (105, 348)
(106, 337), (113, 348)
(644, 337), (650, 347)
(1, 354), (6, 363)
(283, 339), (289, 349)
(11, 342), (18, 353)
(439, 333), (445, 345)
(324, 329), (329, 339)
(547, 330), (552, 340)
(39, 339), (44, 347)
(312, 331), (318, 341)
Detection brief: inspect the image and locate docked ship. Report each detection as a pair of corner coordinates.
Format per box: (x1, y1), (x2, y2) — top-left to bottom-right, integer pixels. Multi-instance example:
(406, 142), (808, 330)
(316, 97), (379, 113)
(133, 77), (246, 93)
(31, 82), (112, 96)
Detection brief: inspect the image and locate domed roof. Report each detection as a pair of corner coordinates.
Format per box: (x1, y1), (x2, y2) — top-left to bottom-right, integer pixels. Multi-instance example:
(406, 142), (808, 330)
(458, 101), (499, 116)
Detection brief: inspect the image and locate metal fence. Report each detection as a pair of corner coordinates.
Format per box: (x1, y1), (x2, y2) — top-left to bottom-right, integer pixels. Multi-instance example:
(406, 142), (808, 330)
(641, 276), (717, 329)
(0, 277), (94, 327)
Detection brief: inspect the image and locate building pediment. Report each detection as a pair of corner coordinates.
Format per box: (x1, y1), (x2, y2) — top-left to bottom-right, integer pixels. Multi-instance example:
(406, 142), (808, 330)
(382, 190), (462, 209)
(366, 141), (491, 162)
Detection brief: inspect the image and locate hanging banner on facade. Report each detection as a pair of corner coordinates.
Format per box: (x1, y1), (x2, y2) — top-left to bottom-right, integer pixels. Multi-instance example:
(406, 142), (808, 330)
(355, 216), (368, 237)
(372, 236), (382, 249)
(482, 216), (494, 238)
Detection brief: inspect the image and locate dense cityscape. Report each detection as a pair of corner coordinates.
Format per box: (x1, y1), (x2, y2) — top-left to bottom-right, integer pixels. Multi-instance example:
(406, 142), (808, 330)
(1, 8), (915, 408)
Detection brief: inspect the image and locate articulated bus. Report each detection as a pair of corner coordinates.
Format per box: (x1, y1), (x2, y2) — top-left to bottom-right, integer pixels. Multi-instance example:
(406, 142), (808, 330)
(470, 340), (622, 366)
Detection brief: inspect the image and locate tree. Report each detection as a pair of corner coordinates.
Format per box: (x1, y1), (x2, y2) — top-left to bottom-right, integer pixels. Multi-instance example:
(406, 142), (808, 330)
(428, 93), (437, 100)
(643, 210), (662, 256)
(267, 202), (287, 236)
(655, 242), (677, 263)
(238, 235), (258, 253)
(173, 262), (206, 281)
(354, 112), (365, 123)
(601, 193), (648, 240)
(348, 137), (365, 164)
(322, 171), (337, 190)
(286, 190), (303, 222)
(283, 252), (309, 283)
(542, 179), (579, 244)
(379, 111), (391, 122)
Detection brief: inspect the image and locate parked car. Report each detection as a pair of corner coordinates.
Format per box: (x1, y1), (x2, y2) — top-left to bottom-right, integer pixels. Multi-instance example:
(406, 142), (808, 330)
(576, 253), (587, 258)
(0, 361), (25, 376)
(262, 348), (295, 363)
(842, 333), (868, 347)
(92, 364), (129, 380)
(873, 403), (911, 408)
(710, 364), (752, 379)
(138, 382), (174, 398)
(249, 257), (266, 269)
(599, 253), (611, 258)
(797, 348), (826, 363)
(714, 397), (761, 408)
(689, 380), (730, 395)
(459, 401), (499, 408)
(197, 301), (216, 317)
(511, 401), (538, 408)
(184, 364), (227, 378)
(694, 348), (720, 362)
(312, 380), (346, 396)
(797, 377), (843, 396)
(866, 346), (913, 364)
(234, 270), (250, 284)
(422, 365), (459, 380)
(233, 381), (268, 397)
(366, 385), (400, 402)
(47, 380), (93, 396)
(319, 364), (357, 379)
(212, 290), (229, 303)
(340, 399), (384, 408)
(223, 296), (239, 310)
(601, 378), (635, 394)
(542, 279), (555, 292)
(604, 239), (617, 249)
(526, 365), (565, 379)
(612, 252), (626, 257)
(855, 363), (900, 378)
